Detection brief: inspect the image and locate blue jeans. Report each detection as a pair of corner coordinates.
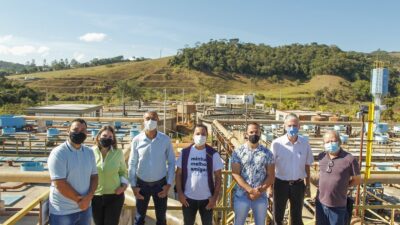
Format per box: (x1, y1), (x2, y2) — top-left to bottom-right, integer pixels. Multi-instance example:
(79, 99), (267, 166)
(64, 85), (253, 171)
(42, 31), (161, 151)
(134, 178), (168, 225)
(49, 207), (92, 225)
(316, 199), (347, 225)
(233, 193), (268, 225)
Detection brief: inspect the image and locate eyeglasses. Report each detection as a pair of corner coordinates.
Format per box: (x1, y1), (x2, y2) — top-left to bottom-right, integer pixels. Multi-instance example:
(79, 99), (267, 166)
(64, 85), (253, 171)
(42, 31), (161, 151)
(326, 160), (334, 173)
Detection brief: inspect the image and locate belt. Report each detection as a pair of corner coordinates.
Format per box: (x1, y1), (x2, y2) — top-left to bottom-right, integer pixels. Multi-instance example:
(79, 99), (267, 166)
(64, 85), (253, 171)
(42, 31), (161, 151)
(137, 177), (166, 187)
(277, 178), (304, 185)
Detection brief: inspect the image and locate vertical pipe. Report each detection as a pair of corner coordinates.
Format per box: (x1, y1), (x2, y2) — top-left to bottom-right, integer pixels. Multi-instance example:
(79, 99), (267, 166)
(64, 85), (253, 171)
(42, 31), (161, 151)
(355, 113), (365, 215)
(361, 103), (375, 223)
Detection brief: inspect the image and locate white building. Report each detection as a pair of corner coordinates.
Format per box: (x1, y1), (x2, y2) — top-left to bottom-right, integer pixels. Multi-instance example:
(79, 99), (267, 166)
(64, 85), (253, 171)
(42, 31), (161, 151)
(215, 94), (254, 106)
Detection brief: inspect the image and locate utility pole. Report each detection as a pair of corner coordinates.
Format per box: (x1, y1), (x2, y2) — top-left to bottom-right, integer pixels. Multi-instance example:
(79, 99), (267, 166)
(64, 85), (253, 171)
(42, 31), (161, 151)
(46, 88), (48, 105)
(164, 88), (166, 133)
(182, 88), (185, 124)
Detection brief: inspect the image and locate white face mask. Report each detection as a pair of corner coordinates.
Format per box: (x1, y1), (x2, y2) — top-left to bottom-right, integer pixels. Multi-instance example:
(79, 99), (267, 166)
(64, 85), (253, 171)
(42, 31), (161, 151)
(193, 135), (207, 146)
(144, 119), (157, 131)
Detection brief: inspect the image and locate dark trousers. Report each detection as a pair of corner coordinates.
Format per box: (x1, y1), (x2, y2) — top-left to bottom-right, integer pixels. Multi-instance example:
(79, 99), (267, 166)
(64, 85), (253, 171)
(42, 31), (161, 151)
(316, 199), (347, 225)
(182, 198), (212, 225)
(134, 178), (168, 225)
(273, 178), (305, 225)
(92, 194), (125, 225)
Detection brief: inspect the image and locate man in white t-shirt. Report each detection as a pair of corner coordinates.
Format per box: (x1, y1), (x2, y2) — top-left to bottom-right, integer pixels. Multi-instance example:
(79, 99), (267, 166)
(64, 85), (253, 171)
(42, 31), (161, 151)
(176, 124), (223, 225)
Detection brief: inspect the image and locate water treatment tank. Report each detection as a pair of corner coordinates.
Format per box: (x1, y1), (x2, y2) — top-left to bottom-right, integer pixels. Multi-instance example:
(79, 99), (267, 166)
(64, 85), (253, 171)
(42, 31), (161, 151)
(47, 128), (59, 137)
(334, 125), (345, 131)
(375, 123), (389, 134)
(0, 115), (26, 129)
(91, 129), (99, 137)
(394, 125), (400, 133)
(340, 134), (349, 144)
(375, 134), (389, 144)
(302, 124), (314, 131)
(114, 121), (122, 129)
(371, 68), (389, 96)
(2, 127), (16, 135)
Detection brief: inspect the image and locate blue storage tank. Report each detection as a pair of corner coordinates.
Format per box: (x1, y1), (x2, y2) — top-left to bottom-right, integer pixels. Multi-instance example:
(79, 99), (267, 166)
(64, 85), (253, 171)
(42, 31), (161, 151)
(21, 162), (44, 171)
(45, 120), (53, 127)
(114, 121), (122, 129)
(371, 68), (389, 96)
(340, 134), (349, 144)
(91, 129), (99, 137)
(0, 115), (26, 129)
(47, 128), (59, 137)
(2, 127), (16, 135)
(375, 123), (389, 134)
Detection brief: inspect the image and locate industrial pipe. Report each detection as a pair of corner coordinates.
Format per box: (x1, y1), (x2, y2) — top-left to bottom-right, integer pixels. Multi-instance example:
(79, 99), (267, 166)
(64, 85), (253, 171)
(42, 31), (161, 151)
(212, 120), (241, 147)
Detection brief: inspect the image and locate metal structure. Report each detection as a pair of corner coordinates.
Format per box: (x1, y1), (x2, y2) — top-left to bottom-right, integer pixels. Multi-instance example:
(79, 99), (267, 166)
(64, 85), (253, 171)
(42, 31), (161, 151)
(371, 61), (389, 124)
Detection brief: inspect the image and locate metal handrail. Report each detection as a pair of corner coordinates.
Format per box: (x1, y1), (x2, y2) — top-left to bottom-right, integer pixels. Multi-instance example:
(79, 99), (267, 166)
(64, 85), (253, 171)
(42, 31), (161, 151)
(2, 190), (49, 225)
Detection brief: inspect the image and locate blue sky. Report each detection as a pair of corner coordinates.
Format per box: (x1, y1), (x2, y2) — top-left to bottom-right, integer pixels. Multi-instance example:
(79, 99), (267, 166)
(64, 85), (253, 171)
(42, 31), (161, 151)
(0, 0), (399, 64)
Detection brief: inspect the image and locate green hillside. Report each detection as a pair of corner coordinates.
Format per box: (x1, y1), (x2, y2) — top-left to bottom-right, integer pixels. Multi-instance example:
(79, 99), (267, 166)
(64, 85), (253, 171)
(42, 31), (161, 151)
(5, 41), (400, 120)
(7, 57), (350, 100)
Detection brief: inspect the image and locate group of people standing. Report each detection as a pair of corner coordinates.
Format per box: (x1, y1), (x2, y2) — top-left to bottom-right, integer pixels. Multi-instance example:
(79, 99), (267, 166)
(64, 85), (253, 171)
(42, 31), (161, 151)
(47, 111), (361, 225)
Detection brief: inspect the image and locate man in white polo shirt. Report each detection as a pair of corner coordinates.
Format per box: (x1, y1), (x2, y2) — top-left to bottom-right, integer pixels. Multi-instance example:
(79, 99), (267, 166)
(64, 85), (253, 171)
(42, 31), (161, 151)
(47, 118), (98, 225)
(270, 113), (313, 225)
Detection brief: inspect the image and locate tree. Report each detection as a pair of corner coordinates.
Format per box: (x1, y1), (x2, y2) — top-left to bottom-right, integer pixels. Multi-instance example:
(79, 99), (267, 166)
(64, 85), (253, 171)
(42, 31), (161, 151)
(351, 80), (371, 101)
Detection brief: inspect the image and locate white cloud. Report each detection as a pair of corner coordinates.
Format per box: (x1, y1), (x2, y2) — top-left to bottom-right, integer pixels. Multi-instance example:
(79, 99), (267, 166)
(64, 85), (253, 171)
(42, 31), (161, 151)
(0, 35), (13, 43)
(73, 52), (85, 61)
(79, 33), (107, 42)
(37, 46), (50, 54)
(10, 45), (36, 55)
(0, 44), (50, 56)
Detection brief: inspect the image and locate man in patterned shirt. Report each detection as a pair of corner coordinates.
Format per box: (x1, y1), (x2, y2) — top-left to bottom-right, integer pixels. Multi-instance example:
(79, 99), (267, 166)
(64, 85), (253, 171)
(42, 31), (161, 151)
(231, 122), (275, 225)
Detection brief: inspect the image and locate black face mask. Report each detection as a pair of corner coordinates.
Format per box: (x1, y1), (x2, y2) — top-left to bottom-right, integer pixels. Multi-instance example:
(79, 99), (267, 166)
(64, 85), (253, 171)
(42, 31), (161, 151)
(69, 132), (87, 144)
(248, 134), (260, 144)
(100, 138), (114, 148)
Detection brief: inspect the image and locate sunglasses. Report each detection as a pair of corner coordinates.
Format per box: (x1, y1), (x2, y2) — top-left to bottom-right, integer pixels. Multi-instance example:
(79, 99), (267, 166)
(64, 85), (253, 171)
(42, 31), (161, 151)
(326, 160), (334, 173)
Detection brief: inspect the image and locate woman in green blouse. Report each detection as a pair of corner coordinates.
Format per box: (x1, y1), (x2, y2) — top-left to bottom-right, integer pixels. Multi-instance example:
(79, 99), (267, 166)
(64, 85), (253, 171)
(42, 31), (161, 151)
(92, 125), (128, 225)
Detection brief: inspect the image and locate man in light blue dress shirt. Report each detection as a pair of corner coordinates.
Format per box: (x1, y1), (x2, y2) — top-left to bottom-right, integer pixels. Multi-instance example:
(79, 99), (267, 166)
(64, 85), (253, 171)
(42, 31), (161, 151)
(128, 111), (175, 225)
(47, 118), (98, 225)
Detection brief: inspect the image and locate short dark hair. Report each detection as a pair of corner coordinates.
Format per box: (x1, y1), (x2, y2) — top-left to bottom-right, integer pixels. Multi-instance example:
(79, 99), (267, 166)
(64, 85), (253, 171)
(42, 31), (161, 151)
(70, 118), (87, 128)
(246, 122), (260, 131)
(194, 124), (208, 135)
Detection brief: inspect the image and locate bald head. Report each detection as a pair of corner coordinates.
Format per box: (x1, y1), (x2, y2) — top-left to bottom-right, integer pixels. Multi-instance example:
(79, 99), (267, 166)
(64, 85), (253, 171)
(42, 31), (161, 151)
(323, 130), (341, 145)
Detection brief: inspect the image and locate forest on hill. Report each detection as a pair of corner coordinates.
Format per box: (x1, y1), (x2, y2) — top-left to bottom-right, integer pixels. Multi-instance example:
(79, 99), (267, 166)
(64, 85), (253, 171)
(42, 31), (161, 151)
(169, 39), (400, 97)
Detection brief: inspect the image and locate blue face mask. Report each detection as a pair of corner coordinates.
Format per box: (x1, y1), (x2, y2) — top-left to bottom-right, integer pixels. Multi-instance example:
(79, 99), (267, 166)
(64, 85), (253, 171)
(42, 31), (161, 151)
(286, 126), (298, 137)
(324, 142), (340, 153)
